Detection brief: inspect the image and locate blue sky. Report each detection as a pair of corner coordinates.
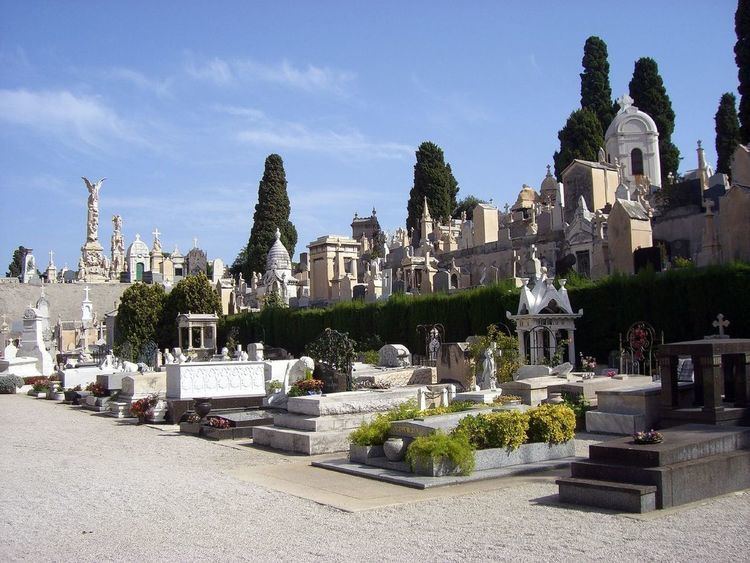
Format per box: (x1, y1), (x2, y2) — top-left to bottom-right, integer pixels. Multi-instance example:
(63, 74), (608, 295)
(0, 1), (739, 271)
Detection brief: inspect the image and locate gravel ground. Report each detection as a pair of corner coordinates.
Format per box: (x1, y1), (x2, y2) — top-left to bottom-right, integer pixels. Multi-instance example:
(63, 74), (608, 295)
(1, 394), (749, 562)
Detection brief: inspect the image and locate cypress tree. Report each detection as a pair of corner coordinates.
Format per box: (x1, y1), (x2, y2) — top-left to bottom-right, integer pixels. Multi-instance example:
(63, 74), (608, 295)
(580, 36), (614, 134)
(553, 108), (604, 180)
(6, 246), (26, 278)
(628, 57), (680, 182)
(715, 92), (741, 175)
(736, 0), (750, 142)
(243, 154), (297, 280)
(406, 142), (459, 245)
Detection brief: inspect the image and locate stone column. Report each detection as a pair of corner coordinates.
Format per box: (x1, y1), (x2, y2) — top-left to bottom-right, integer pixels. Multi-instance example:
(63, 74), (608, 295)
(659, 354), (680, 408)
(702, 354), (724, 413)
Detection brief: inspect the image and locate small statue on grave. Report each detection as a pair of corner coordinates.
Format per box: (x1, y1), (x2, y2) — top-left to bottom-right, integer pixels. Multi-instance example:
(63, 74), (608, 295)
(163, 348), (175, 364)
(479, 343), (498, 390)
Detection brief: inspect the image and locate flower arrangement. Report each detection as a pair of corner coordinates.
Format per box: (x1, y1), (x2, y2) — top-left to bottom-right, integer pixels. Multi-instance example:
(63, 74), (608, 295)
(267, 379), (283, 393)
(579, 353), (597, 371)
(32, 378), (51, 393)
(628, 327), (649, 361)
(288, 378), (325, 397)
(85, 382), (108, 398)
(633, 429), (663, 444)
(185, 413), (202, 423)
(130, 393), (160, 421)
(207, 416), (232, 429)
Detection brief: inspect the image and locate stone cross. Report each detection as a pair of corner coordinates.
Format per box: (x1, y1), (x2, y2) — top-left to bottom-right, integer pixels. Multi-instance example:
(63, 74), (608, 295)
(617, 93), (634, 111)
(48, 250), (55, 266)
(193, 237), (199, 248)
(152, 227), (161, 242)
(712, 314), (730, 337)
(504, 203), (510, 214)
(83, 286), (91, 302)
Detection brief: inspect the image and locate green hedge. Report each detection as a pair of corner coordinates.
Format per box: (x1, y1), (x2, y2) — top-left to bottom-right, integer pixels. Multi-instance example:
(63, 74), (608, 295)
(219, 263), (750, 363)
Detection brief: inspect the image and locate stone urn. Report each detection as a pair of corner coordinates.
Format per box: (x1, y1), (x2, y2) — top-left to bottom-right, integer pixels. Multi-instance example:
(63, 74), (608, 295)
(547, 392), (565, 405)
(194, 397), (212, 419)
(383, 437), (407, 462)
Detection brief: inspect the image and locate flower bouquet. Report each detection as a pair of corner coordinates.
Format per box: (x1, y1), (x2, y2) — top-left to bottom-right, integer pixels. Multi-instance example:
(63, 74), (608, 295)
(130, 393), (161, 423)
(633, 429), (663, 444)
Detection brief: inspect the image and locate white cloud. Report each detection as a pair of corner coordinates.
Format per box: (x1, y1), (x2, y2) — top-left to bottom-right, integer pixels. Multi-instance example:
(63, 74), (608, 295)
(185, 57), (233, 85)
(236, 119), (411, 160)
(104, 67), (173, 98)
(212, 104), (266, 121)
(185, 55), (355, 95)
(0, 88), (149, 151)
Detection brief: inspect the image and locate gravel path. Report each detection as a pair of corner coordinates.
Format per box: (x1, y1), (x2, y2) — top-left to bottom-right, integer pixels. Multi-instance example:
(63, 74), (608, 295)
(1, 394), (749, 562)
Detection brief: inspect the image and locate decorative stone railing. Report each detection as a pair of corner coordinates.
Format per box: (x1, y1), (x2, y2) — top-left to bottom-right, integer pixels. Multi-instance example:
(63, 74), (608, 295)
(166, 361), (267, 399)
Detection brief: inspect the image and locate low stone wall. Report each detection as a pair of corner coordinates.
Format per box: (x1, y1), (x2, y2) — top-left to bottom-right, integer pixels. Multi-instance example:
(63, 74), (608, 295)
(413, 440), (576, 476)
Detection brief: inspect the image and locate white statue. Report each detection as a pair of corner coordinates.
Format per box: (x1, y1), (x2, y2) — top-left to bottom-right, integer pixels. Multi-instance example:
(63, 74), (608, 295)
(480, 343), (497, 390)
(163, 348), (175, 364)
(82, 177), (105, 243)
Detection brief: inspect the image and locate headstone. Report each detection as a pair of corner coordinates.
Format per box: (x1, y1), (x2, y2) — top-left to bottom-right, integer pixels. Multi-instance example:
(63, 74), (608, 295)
(551, 362), (574, 378)
(378, 344), (411, 368)
(513, 365), (553, 381)
(247, 342), (264, 361)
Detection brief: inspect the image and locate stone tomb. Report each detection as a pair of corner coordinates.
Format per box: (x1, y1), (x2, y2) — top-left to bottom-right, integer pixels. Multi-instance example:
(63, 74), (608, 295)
(166, 361), (266, 399)
(109, 372), (168, 418)
(558, 424), (750, 513)
(253, 387), (424, 455)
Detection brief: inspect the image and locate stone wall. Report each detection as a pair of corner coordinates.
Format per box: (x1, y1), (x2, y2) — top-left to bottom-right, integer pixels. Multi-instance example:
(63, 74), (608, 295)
(0, 282), (130, 325)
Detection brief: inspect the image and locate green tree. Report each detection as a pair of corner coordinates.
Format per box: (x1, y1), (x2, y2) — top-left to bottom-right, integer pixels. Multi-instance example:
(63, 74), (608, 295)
(241, 154), (297, 280)
(452, 195), (487, 221)
(229, 246), (247, 278)
(553, 108), (604, 180)
(629, 57), (680, 182)
(6, 246), (25, 278)
(580, 36), (614, 133)
(263, 288), (286, 309)
(406, 142), (459, 245)
(115, 283), (166, 361)
(736, 0), (750, 142)
(715, 92), (741, 175)
(159, 272), (222, 348)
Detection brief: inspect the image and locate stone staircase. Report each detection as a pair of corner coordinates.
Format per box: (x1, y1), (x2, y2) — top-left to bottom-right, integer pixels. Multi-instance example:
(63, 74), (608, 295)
(557, 424), (750, 513)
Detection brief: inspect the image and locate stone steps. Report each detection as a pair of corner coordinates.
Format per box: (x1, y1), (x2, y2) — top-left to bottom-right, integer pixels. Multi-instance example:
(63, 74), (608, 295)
(557, 477), (657, 513)
(272, 411), (377, 432)
(252, 425), (351, 455)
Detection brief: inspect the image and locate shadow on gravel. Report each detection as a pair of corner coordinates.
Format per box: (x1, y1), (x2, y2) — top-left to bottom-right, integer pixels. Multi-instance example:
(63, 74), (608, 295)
(530, 493), (620, 515)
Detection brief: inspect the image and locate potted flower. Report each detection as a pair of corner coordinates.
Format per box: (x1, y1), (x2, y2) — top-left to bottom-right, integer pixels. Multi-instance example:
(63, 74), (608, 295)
(288, 378), (325, 397)
(130, 393), (165, 424)
(267, 379), (283, 394)
(579, 353), (597, 377)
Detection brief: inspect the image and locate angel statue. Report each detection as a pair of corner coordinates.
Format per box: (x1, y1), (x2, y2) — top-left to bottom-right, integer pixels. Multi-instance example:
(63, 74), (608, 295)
(82, 177), (106, 243)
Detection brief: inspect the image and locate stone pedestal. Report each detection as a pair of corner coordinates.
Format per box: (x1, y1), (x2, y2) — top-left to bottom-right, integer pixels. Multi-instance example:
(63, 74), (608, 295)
(499, 376), (561, 406)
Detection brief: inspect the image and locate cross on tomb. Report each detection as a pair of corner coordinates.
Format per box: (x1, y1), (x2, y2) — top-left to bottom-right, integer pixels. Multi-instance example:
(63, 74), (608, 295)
(712, 314), (730, 337)
(48, 250), (55, 265)
(193, 237), (198, 248)
(83, 286), (91, 302)
(152, 227), (161, 241)
(616, 93), (634, 111)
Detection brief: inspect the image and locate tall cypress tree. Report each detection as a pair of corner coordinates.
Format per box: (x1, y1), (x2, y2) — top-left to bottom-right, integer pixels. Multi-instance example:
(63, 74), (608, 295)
(629, 57), (680, 182)
(406, 142), (459, 245)
(736, 0), (750, 143)
(580, 36), (614, 134)
(243, 154), (297, 280)
(553, 108), (604, 180)
(715, 92), (741, 175)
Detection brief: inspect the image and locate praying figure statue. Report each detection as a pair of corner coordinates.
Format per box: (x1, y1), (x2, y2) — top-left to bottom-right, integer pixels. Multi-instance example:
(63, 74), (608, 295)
(82, 177), (106, 243)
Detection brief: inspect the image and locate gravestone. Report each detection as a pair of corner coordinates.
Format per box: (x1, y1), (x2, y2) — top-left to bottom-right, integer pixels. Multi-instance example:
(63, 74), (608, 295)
(378, 344), (411, 368)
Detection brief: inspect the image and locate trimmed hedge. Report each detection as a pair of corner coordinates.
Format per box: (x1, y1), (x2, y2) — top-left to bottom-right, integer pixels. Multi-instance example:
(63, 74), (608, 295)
(219, 263), (750, 363)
